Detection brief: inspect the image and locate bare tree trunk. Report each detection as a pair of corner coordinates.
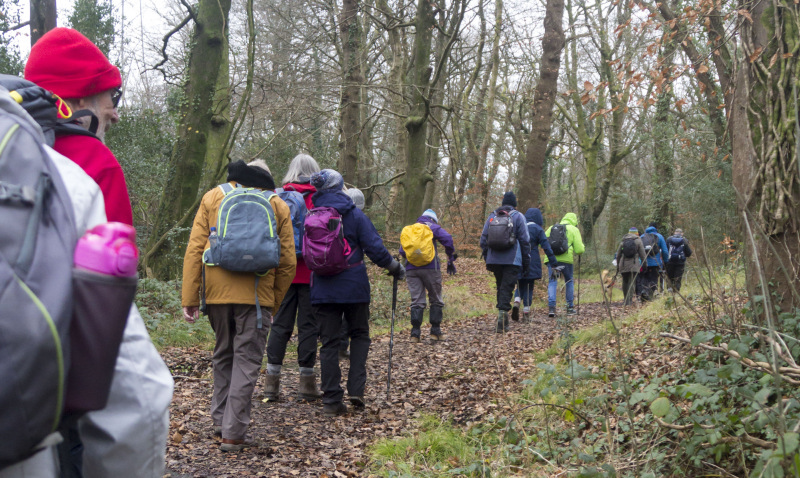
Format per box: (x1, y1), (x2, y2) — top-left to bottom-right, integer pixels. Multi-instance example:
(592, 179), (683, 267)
(144, 0), (232, 279)
(338, 0), (362, 186)
(652, 37), (677, 227)
(30, 0), (56, 46)
(732, 0), (800, 317)
(517, 0), (564, 211)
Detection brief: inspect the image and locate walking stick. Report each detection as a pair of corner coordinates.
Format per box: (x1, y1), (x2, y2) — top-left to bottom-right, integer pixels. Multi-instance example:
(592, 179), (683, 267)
(386, 275), (398, 401)
(576, 255), (581, 313)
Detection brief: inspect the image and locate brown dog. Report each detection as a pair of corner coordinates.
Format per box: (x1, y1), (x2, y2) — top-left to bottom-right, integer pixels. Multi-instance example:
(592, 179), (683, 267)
(601, 269), (616, 294)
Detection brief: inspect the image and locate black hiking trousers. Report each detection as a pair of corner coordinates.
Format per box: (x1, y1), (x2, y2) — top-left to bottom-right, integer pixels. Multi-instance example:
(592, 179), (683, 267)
(314, 302), (371, 405)
(665, 262), (686, 292)
(267, 284), (319, 368)
(488, 264), (521, 311)
(621, 272), (637, 305)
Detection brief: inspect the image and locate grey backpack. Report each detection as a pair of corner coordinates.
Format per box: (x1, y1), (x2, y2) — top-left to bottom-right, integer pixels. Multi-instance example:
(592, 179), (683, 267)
(202, 183), (281, 328)
(0, 87), (77, 469)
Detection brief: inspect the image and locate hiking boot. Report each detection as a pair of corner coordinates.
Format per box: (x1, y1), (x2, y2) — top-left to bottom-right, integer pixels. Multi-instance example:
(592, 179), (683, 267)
(566, 306), (577, 316)
(410, 307), (424, 342)
(338, 349), (350, 360)
(522, 307), (531, 323)
(297, 374), (322, 401)
(220, 438), (249, 452)
(349, 396), (365, 409)
(495, 310), (509, 333)
(511, 303), (520, 321)
(429, 305), (443, 342)
(548, 306), (556, 318)
(262, 373), (280, 401)
(322, 402), (348, 417)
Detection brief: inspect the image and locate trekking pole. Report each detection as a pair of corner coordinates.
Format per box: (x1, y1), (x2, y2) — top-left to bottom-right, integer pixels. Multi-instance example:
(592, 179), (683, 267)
(386, 275), (398, 401)
(577, 255), (581, 313)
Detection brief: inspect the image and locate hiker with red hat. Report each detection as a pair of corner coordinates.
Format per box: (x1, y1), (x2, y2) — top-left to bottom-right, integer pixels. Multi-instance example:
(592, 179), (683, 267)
(24, 28), (173, 478)
(25, 27), (132, 226)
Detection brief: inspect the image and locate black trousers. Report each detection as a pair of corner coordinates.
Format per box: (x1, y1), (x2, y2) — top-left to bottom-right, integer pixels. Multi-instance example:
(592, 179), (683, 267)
(313, 303), (371, 405)
(665, 262), (686, 291)
(638, 266), (660, 301)
(488, 264), (521, 311)
(266, 284), (318, 368)
(621, 272), (637, 305)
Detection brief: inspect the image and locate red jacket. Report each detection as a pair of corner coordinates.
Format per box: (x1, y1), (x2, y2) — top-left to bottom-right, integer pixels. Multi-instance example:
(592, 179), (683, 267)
(53, 135), (134, 226)
(282, 182), (316, 284)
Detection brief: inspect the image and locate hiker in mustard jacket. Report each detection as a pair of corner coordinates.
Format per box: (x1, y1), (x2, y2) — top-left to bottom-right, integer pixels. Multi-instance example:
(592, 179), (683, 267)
(182, 160), (296, 452)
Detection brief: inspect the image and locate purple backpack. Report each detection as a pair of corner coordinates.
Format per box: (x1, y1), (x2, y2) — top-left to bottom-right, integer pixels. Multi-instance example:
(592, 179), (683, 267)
(302, 206), (355, 276)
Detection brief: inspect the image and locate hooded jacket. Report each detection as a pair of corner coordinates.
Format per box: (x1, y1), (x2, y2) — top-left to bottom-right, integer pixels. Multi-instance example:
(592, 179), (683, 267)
(480, 206), (531, 271)
(616, 233), (647, 274)
(520, 208), (558, 280)
(544, 212), (585, 265)
(182, 183), (296, 311)
(281, 181), (316, 284)
(308, 189), (393, 304)
(643, 226), (669, 267)
(398, 215), (455, 271)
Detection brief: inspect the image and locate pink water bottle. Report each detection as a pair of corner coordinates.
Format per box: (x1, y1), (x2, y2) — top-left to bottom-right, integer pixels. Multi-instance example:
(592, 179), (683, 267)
(74, 222), (139, 277)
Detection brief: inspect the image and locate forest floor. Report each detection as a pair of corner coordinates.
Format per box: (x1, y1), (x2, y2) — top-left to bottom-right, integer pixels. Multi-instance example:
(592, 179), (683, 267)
(162, 262), (633, 477)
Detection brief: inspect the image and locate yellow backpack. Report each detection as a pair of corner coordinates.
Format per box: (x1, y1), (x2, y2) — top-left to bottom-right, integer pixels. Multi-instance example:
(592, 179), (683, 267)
(400, 223), (436, 267)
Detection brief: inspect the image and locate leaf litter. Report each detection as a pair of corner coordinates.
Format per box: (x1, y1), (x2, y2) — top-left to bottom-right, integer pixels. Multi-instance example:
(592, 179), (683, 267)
(163, 259), (625, 477)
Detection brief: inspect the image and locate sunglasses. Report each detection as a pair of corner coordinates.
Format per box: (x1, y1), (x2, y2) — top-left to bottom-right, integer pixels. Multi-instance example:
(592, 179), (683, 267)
(111, 88), (123, 108)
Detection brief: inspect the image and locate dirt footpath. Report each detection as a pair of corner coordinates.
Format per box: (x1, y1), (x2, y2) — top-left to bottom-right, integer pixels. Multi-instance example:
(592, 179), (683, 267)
(164, 298), (620, 477)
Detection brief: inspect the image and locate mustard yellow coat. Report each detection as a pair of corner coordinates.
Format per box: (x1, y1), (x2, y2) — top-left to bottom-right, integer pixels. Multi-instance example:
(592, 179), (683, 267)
(181, 182), (296, 311)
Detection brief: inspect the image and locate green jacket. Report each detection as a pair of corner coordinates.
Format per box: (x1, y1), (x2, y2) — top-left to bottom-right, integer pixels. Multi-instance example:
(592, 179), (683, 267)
(544, 212), (585, 265)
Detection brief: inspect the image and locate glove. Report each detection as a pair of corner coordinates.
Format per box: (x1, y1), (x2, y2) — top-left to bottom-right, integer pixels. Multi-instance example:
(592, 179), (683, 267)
(386, 258), (406, 280)
(452, 253), (459, 261)
(447, 261), (457, 275)
(550, 261), (559, 269)
(611, 258), (617, 267)
(480, 249), (487, 261)
(550, 265), (565, 280)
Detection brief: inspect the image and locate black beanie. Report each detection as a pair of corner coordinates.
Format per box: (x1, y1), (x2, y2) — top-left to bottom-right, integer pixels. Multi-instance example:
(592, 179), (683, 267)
(226, 160), (275, 190)
(648, 221), (658, 229)
(502, 191), (517, 207)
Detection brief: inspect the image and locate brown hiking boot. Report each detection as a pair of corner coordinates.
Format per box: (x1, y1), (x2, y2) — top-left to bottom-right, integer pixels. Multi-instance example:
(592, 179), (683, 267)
(297, 374), (322, 401)
(262, 373), (280, 401)
(220, 438), (249, 452)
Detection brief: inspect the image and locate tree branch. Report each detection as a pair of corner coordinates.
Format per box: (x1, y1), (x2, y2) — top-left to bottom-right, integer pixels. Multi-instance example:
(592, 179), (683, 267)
(1, 20), (29, 33)
(151, 14), (193, 73)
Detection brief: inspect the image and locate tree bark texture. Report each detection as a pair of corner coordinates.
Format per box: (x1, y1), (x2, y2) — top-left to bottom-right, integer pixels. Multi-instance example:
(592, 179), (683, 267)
(144, 0), (232, 279)
(732, 0), (800, 316)
(30, 0), (56, 46)
(402, 0), (435, 224)
(338, 0), (362, 186)
(517, 0), (564, 211)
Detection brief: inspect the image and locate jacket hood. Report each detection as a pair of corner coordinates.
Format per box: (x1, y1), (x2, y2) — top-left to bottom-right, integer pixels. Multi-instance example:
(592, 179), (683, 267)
(645, 226), (658, 234)
(418, 215), (437, 226)
(313, 189), (355, 213)
(282, 182), (316, 195)
(525, 208), (543, 226)
(561, 212), (578, 226)
(495, 205), (516, 214)
(622, 233), (639, 240)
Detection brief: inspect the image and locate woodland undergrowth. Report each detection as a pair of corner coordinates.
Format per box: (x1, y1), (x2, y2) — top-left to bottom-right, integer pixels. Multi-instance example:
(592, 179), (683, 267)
(369, 253), (800, 477)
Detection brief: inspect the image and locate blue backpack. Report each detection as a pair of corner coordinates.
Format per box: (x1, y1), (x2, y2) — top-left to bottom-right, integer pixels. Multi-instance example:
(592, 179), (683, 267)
(276, 186), (308, 256)
(202, 183), (281, 328)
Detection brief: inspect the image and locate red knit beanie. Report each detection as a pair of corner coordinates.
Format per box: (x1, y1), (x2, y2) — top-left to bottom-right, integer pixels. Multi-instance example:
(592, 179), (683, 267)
(24, 28), (121, 99)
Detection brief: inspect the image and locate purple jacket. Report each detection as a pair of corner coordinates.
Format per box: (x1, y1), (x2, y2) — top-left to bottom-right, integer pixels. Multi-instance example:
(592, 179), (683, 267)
(398, 215), (456, 271)
(309, 189), (393, 305)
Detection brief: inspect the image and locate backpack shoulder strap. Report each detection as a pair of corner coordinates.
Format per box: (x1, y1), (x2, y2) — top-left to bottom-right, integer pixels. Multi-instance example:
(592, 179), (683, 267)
(218, 183), (235, 194)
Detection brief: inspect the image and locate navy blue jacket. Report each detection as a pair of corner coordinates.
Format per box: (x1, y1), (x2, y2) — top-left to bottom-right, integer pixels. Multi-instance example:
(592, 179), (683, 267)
(398, 215), (455, 271)
(309, 190), (393, 305)
(479, 206), (531, 271)
(519, 208), (558, 280)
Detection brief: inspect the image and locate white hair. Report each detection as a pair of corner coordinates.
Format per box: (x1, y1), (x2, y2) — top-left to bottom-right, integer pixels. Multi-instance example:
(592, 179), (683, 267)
(247, 159), (271, 174)
(282, 153), (320, 185)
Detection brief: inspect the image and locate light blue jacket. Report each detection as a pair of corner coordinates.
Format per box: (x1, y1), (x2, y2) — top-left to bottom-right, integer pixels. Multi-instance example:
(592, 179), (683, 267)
(644, 226), (669, 267)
